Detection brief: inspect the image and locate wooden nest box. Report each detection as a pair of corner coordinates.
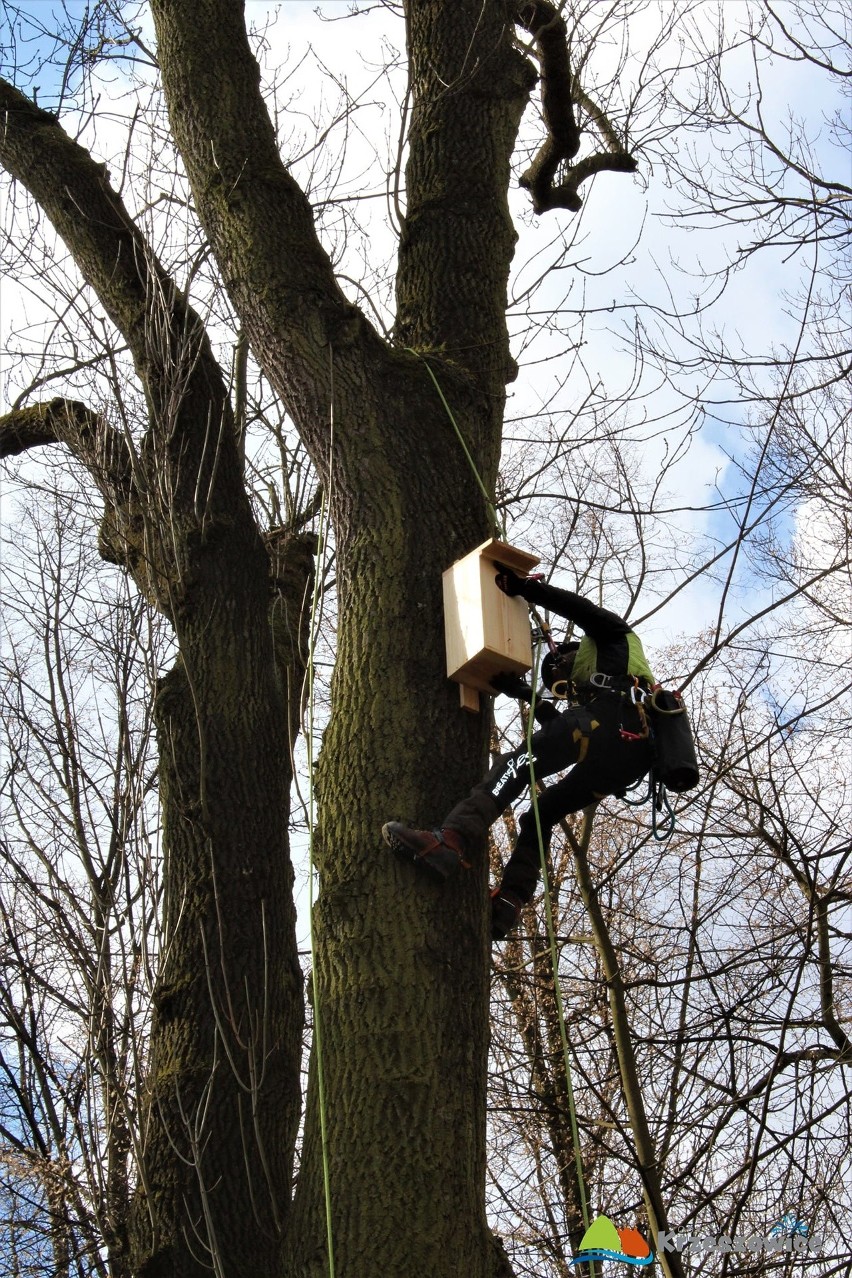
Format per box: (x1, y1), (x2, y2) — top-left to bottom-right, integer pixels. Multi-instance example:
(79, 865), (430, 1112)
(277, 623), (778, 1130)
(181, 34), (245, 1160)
(443, 538), (540, 712)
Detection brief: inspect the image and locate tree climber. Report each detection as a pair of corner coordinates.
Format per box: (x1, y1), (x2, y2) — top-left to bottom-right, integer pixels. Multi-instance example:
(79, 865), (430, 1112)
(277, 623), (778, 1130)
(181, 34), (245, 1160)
(383, 566), (657, 941)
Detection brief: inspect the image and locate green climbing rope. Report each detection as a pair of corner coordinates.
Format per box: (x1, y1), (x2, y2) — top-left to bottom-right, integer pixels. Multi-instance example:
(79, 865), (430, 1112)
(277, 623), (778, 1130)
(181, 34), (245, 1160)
(525, 646), (594, 1257)
(405, 348), (506, 541)
(405, 350), (592, 1259)
(306, 373), (336, 1278)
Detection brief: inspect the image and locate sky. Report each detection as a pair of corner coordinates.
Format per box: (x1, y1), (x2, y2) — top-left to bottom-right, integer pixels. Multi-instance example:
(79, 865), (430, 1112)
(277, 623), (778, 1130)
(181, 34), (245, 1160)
(1, 3), (847, 669)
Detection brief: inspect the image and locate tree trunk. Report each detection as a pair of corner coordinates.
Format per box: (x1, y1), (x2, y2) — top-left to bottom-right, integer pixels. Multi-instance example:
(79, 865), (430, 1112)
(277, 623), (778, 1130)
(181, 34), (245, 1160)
(130, 527), (313, 1278)
(284, 369), (498, 1276)
(0, 76), (313, 1277)
(147, 2), (537, 1272)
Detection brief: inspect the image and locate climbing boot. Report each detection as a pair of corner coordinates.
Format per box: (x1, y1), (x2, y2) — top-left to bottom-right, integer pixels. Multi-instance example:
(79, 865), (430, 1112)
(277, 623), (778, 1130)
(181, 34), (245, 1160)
(382, 822), (470, 881)
(490, 887), (525, 941)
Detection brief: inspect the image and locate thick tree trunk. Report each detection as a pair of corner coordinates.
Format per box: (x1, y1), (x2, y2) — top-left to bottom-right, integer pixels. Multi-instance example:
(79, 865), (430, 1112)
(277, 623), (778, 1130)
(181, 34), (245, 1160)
(132, 528), (311, 1278)
(0, 76), (312, 1278)
(284, 368), (499, 1276)
(147, 2), (538, 1273)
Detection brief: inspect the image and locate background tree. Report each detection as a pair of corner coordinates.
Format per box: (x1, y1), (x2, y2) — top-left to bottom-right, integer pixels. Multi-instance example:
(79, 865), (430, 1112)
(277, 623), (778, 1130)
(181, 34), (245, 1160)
(1, 477), (160, 1278)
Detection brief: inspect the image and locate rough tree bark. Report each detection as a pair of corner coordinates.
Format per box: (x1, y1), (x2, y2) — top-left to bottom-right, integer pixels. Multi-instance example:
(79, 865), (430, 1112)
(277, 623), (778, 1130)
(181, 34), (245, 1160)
(145, 3), (535, 1274)
(1, 2), (640, 1274)
(0, 73), (309, 1278)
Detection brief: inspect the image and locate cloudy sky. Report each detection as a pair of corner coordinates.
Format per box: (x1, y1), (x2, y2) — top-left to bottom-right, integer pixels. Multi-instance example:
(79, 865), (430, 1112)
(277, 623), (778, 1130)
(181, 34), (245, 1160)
(2, 0), (846, 653)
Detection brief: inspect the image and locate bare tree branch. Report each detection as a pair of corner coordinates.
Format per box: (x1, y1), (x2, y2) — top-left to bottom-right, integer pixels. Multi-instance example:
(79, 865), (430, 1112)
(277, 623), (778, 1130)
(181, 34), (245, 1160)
(0, 76), (242, 528)
(0, 398), (132, 491)
(516, 1), (637, 214)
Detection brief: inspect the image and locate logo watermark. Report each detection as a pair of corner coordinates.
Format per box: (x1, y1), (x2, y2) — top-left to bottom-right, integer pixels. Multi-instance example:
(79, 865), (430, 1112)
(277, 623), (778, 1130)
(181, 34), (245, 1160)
(569, 1212), (823, 1269)
(657, 1215), (824, 1258)
(569, 1215), (653, 1268)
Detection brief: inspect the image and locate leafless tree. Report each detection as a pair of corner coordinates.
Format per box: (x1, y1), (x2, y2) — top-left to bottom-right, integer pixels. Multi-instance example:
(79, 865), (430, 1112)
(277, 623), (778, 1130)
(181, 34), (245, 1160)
(0, 3), (849, 1277)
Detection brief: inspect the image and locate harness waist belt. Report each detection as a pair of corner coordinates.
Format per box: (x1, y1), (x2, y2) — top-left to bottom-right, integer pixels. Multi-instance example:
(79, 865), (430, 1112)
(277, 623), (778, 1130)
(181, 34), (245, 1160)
(581, 673), (650, 693)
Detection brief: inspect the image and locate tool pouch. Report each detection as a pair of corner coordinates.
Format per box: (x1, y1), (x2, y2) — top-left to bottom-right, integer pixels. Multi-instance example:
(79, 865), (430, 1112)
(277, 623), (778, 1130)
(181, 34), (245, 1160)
(648, 689), (700, 792)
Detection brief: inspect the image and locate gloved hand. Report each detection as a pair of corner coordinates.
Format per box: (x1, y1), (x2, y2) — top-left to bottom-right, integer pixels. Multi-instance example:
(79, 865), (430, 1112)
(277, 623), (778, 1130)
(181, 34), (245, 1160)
(490, 888), (525, 941)
(532, 699), (559, 725)
(490, 671), (533, 702)
(494, 564), (527, 597)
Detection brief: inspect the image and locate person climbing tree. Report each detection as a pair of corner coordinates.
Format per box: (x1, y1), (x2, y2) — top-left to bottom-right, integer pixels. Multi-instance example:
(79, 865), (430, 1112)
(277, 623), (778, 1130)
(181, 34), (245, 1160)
(383, 565), (657, 940)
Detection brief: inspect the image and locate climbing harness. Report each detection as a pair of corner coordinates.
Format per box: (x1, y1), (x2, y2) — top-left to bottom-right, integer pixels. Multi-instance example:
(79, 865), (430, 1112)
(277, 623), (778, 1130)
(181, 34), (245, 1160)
(544, 664), (654, 743)
(526, 612), (699, 838)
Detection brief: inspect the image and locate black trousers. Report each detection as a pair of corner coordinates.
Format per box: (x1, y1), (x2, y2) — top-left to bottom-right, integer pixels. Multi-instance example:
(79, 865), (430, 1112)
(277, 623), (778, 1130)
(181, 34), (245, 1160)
(444, 697), (652, 903)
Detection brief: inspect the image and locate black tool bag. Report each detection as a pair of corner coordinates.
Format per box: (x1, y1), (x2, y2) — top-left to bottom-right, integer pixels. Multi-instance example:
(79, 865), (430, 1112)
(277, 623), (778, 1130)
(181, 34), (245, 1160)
(648, 689), (700, 793)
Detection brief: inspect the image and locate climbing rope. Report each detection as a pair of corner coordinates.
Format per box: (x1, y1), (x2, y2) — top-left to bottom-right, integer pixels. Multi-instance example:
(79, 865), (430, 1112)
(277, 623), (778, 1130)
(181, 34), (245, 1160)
(408, 350), (593, 1255)
(525, 645), (594, 1252)
(405, 348), (506, 541)
(305, 353), (336, 1278)
(620, 767), (676, 842)
(649, 775), (676, 842)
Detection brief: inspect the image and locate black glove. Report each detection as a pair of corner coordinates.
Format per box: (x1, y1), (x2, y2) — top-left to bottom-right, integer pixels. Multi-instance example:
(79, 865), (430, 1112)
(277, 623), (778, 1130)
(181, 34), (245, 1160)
(490, 888), (524, 941)
(489, 671), (533, 702)
(532, 700), (559, 725)
(494, 564), (527, 597)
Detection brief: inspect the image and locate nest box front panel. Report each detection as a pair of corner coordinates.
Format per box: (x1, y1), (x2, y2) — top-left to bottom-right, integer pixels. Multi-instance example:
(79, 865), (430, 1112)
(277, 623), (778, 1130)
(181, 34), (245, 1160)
(442, 539), (538, 693)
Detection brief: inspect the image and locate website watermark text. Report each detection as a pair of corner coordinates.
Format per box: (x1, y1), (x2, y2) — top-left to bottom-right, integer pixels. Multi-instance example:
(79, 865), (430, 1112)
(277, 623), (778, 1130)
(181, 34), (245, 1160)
(657, 1230), (824, 1257)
